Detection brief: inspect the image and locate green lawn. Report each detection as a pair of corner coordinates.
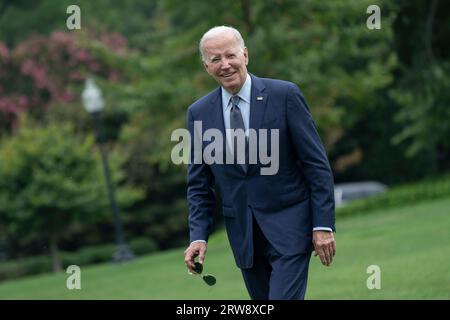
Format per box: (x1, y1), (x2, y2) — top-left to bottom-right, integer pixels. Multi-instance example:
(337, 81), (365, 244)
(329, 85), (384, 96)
(0, 197), (449, 299)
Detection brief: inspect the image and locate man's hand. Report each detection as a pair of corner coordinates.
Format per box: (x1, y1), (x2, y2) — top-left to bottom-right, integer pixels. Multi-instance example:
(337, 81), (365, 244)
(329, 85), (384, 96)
(184, 241), (207, 274)
(313, 231), (336, 267)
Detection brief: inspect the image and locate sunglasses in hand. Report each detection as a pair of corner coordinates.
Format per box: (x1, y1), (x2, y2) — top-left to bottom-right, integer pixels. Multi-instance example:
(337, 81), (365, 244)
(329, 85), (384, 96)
(190, 262), (216, 286)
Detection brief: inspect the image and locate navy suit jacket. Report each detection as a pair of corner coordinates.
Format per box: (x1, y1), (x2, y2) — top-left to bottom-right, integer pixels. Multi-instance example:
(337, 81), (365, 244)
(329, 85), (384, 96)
(187, 74), (335, 268)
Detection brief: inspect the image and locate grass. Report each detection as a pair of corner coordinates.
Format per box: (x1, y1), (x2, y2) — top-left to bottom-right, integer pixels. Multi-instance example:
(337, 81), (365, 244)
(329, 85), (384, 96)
(0, 197), (449, 299)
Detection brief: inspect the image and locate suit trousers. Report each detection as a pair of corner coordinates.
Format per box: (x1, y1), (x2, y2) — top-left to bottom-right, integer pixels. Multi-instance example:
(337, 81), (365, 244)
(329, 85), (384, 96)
(240, 215), (312, 300)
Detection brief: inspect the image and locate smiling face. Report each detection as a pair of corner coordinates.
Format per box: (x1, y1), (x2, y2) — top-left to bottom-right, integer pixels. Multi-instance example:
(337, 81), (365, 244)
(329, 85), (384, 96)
(202, 32), (248, 95)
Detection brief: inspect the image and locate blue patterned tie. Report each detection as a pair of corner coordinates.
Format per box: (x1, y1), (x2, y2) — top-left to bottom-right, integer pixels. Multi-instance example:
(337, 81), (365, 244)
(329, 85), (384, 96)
(230, 95), (247, 172)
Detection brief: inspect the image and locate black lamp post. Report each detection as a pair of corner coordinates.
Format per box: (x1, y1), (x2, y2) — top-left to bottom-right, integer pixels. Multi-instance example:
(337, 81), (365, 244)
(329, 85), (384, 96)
(82, 78), (135, 263)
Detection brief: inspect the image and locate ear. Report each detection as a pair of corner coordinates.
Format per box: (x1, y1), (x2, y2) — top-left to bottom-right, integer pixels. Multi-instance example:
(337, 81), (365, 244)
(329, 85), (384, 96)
(203, 61), (212, 75)
(243, 47), (249, 65)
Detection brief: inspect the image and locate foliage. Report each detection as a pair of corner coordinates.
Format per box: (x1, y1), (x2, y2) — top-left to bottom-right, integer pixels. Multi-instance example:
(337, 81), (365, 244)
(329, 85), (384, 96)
(0, 255), (51, 281)
(0, 116), (144, 270)
(0, 29), (130, 133)
(387, 0), (450, 173)
(337, 174), (450, 218)
(0, 237), (157, 281)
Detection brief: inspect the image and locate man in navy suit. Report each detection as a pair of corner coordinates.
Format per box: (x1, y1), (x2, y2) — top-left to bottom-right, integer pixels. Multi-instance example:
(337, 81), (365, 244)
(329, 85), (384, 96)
(183, 26), (336, 300)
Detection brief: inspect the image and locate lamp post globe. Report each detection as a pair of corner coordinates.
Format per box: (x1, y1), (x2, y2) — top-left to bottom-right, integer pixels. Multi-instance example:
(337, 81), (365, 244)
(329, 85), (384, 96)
(82, 78), (104, 113)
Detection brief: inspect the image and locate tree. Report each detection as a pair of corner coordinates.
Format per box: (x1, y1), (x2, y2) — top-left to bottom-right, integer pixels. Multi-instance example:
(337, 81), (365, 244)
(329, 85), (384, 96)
(391, 0), (450, 173)
(0, 116), (144, 272)
(0, 29), (131, 135)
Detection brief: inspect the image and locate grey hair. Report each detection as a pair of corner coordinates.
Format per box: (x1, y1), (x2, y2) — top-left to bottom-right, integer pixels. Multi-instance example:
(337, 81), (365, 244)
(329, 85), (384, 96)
(199, 26), (245, 62)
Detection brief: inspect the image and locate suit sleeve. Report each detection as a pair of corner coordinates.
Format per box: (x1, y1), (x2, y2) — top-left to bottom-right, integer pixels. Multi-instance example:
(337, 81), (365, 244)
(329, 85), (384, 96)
(186, 108), (216, 242)
(286, 83), (336, 231)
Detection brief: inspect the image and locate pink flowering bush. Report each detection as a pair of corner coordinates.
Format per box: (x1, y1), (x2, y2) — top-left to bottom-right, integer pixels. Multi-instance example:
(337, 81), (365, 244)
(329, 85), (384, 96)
(0, 30), (129, 131)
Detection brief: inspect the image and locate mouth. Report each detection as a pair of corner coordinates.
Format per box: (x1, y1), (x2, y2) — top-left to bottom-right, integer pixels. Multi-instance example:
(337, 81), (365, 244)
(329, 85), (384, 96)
(221, 72), (236, 79)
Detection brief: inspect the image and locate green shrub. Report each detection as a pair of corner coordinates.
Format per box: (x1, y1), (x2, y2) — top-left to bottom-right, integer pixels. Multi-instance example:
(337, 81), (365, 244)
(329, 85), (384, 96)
(0, 237), (159, 281)
(128, 237), (158, 255)
(337, 175), (450, 218)
(62, 244), (116, 268)
(0, 256), (51, 281)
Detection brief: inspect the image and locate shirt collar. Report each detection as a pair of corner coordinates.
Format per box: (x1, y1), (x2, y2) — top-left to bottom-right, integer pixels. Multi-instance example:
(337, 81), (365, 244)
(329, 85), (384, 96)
(222, 73), (251, 110)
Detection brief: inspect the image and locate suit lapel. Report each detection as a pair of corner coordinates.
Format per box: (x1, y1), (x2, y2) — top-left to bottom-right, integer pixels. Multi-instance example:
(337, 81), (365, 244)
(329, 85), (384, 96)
(249, 74), (268, 132)
(208, 87), (225, 134)
(248, 75), (268, 174)
(208, 87), (232, 166)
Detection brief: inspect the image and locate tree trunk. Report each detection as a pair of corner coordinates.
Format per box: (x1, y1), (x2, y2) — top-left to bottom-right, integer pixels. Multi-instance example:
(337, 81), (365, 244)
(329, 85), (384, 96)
(0, 0), (12, 19)
(425, 0), (439, 62)
(49, 235), (62, 273)
(241, 0), (253, 35)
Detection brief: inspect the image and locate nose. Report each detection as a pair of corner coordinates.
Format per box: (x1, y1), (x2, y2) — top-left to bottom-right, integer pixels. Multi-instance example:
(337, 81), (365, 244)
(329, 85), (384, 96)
(220, 58), (231, 70)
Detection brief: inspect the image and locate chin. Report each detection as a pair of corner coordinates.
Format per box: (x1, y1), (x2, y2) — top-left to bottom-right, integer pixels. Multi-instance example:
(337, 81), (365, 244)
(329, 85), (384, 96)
(224, 81), (240, 92)
(224, 85), (238, 94)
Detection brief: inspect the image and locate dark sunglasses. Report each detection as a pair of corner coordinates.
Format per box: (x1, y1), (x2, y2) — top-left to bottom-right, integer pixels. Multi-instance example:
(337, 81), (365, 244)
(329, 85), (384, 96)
(192, 262), (216, 286)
